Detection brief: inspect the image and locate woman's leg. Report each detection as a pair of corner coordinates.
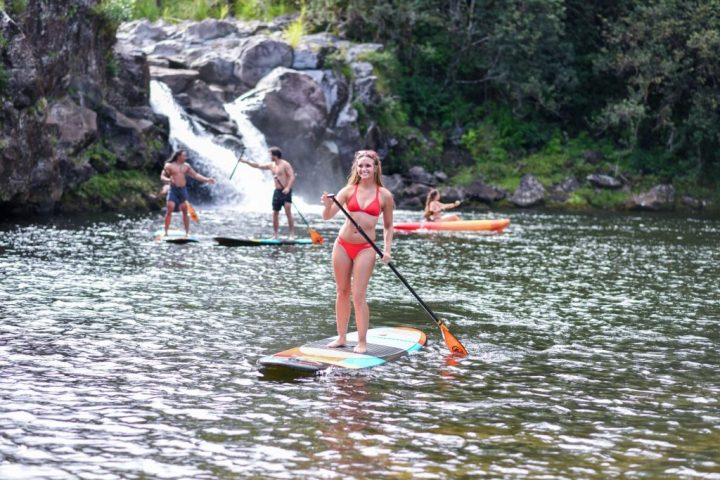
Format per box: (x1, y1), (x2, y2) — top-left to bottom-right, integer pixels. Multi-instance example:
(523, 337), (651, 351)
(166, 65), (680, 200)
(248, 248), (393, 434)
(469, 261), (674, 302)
(440, 214), (460, 222)
(327, 241), (353, 348)
(350, 248), (377, 353)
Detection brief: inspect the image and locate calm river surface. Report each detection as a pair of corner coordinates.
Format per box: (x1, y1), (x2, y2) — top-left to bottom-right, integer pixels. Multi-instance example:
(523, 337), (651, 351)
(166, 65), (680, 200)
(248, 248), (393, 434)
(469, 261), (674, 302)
(1, 207), (718, 479)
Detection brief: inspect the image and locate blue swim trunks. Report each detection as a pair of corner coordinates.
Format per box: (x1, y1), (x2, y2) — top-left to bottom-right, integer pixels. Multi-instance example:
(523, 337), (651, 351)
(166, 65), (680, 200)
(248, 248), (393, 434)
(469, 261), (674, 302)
(167, 185), (189, 211)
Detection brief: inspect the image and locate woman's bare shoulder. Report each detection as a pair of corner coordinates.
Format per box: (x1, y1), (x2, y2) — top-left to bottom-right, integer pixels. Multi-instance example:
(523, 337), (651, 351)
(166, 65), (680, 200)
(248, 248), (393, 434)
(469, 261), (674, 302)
(380, 187), (395, 206)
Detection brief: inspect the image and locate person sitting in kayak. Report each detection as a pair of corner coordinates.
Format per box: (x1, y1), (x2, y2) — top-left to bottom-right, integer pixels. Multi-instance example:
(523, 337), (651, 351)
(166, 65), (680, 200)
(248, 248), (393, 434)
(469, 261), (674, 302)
(424, 188), (461, 222)
(160, 150), (215, 237)
(320, 150), (395, 354)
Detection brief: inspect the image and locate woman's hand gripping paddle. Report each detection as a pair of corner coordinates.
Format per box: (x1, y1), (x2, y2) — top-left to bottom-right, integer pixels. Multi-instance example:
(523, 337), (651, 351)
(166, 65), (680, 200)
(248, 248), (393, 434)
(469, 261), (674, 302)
(328, 194), (468, 356)
(276, 178), (325, 245)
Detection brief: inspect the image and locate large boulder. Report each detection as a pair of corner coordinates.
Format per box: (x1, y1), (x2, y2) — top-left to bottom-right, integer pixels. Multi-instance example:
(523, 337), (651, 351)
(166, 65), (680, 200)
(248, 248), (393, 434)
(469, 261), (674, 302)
(628, 184), (675, 211)
(587, 173), (623, 189)
(511, 175), (546, 207)
(246, 68), (331, 192)
(292, 33), (338, 70)
(466, 178), (507, 203)
(234, 37), (293, 87)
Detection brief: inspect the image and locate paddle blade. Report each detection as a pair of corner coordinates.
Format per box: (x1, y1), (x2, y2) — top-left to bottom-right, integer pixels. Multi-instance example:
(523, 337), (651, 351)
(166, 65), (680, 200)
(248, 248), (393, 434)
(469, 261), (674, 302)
(309, 228), (324, 245)
(439, 322), (468, 357)
(186, 202), (199, 222)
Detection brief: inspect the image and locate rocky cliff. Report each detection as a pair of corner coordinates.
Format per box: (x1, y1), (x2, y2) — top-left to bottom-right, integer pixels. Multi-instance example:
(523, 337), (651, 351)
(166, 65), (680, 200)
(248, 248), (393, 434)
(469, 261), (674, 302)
(0, 1), (168, 217)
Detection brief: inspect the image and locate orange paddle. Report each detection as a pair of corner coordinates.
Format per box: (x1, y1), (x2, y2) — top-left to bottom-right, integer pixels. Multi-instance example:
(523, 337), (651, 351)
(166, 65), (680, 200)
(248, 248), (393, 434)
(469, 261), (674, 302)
(186, 201), (199, 222)
(276, 179), (324, 245)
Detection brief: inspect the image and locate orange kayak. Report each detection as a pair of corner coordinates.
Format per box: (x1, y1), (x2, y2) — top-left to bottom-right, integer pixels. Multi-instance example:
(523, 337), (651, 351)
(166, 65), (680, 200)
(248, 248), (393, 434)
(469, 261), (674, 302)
(394, 218), (510, 232)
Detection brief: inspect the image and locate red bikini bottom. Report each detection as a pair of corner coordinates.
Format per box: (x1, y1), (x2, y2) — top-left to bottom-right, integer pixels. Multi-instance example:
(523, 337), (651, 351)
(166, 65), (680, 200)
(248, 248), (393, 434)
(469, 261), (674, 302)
(337, 237), (373, 260)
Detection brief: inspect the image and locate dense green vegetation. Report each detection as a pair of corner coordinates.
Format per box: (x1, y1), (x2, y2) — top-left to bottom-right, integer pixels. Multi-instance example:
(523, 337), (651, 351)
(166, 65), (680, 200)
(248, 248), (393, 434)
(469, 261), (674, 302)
(66, 170), (159, 211)
(98, 0), (720, 204)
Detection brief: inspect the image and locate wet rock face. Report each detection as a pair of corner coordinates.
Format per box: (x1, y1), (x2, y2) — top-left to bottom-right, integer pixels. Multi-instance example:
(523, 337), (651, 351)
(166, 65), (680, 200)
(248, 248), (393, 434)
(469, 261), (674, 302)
(0, 2), (168, 216)
(115, 18), (390, 196)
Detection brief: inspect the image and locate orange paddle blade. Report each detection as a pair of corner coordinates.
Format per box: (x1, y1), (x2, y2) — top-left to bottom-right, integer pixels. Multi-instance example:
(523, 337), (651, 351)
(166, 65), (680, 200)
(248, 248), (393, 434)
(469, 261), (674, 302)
(186, 201), (199, 222)
(309, 228), (324, 245)
(440, 322), (468, 356)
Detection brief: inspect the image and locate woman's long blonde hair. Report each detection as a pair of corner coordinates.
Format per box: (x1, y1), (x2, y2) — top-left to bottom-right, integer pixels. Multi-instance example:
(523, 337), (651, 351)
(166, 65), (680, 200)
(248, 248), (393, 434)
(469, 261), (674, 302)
(346, 150), (384, 187)
(424, 189), (440, 220)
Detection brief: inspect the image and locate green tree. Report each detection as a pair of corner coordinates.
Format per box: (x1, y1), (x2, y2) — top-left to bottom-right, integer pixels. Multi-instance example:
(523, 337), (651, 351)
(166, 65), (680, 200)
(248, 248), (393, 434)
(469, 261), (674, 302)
(595, 0), (720, 179)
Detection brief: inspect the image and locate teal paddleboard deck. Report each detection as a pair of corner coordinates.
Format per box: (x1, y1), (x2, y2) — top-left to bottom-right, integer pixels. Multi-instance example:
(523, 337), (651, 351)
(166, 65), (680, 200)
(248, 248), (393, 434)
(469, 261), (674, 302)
(258, 326), (426, 374)
(214, 237), (313, 247)
(152, 229), (199, 244)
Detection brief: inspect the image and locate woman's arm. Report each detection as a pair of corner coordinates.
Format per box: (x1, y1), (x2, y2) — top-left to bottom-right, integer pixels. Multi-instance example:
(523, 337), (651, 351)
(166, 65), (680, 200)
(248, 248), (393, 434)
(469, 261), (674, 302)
(440, 200), (461, 211)
(321, 187), (348, 220)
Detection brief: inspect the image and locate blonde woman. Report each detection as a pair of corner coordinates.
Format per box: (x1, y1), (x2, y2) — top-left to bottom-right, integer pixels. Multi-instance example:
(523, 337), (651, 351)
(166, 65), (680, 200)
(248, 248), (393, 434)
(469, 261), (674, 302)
(320, 150), (395, 354)
(424, 188), (461, 222)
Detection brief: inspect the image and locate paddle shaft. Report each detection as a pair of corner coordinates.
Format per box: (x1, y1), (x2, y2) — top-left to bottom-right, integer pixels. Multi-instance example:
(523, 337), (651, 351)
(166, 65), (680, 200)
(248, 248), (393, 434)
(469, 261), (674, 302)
(229, 146), (246, 180)
(275, 178), (312, 228)
(328, 195), (448, 330)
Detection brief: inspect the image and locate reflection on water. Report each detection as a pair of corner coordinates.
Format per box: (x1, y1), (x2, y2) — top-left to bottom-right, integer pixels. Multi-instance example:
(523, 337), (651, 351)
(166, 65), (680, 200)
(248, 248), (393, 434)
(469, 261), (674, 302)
(1, 209), (719, 479)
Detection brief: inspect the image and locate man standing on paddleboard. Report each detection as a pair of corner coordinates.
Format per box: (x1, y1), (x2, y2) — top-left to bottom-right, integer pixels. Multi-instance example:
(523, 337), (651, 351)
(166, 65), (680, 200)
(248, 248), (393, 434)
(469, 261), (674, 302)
(160, 150), (216, 237)
(320, 150), (395, 354)
(237, 147), (296, 240)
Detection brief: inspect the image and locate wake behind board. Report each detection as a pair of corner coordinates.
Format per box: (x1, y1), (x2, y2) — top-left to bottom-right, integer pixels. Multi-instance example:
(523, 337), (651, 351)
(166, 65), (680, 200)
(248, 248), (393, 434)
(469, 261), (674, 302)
(214, 237), (313, 247)
(152, 229), (199, 244)
(258, 326), (426, 374)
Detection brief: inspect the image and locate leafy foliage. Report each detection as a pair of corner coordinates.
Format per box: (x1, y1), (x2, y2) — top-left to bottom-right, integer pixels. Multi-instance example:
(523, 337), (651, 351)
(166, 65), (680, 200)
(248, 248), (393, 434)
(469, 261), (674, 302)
(115, 0), (720, 192)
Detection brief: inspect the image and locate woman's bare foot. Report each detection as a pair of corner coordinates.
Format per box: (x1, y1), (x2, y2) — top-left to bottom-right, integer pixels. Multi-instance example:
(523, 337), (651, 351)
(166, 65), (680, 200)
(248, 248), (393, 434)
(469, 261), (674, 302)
(353, 343), (367, 354)
(326, 338), (346, 348)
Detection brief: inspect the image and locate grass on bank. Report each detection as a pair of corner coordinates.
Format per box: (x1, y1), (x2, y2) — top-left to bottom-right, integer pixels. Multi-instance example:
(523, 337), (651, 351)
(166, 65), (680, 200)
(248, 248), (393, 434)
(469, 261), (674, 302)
(99, 0), (301, 23)
(67, 170), (158, 211)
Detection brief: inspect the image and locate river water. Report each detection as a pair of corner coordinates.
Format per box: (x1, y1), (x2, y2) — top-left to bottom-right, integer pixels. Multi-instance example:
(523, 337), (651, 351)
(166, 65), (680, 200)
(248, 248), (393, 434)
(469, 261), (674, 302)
(1, 208), (718, 479)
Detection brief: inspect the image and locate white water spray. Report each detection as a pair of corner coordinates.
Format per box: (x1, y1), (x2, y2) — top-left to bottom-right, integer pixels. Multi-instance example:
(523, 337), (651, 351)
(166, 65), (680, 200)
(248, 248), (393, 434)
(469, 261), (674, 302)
(149, 80), (273, 212)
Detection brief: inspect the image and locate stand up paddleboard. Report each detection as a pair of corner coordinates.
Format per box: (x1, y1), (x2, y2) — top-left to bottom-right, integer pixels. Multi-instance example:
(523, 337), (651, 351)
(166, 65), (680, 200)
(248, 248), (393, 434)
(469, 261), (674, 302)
(214, 237), (313, 247)
(152, 229), (199, 244)
(258, 326), (426, 374)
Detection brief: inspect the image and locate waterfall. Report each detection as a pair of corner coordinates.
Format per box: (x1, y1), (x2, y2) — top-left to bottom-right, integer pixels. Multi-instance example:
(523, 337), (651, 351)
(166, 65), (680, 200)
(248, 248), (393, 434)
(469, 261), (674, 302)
(148, 81), (321, 214)
(149, 80), (272, 212)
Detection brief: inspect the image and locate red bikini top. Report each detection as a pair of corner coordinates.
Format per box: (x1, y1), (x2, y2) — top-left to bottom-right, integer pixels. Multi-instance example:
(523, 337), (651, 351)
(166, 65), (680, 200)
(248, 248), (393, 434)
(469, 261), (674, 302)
(347, 185), (381, 216)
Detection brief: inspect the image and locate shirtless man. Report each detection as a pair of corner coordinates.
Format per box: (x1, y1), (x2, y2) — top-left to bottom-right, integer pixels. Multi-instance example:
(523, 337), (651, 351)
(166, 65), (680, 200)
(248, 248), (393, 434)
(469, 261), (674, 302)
(238, 146), (295, 239)
(160, 150), (216, 237)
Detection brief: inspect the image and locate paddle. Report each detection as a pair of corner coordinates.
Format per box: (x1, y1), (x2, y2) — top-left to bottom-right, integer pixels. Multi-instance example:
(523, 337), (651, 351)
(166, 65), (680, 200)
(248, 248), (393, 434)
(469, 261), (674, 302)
(328, 194), (469, 356)
(229, 146), (246, 180)
(276, 178), (325, 245)
(186, 201), (199, 222)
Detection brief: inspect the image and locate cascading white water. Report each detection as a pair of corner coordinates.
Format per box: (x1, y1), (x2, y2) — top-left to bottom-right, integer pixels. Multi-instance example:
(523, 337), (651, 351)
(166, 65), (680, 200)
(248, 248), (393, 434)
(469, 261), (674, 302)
(149, 80), (273, 212)
(149, 81), (321, 214)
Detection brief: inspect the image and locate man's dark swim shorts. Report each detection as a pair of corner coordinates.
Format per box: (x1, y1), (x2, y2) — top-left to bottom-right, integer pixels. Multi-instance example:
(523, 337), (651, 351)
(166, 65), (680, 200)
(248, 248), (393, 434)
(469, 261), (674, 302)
(167, 185), (189, 211)
(272, 188), (292, 211)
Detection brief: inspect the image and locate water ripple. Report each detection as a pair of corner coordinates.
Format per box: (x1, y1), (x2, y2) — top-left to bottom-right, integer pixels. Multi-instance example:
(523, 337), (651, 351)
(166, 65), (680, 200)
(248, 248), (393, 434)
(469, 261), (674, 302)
(1, 210), (719, 478)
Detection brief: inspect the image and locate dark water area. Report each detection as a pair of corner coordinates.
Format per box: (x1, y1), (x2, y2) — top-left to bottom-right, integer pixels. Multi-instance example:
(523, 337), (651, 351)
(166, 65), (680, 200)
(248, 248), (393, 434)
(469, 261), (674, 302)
(1, 207), (719, 479)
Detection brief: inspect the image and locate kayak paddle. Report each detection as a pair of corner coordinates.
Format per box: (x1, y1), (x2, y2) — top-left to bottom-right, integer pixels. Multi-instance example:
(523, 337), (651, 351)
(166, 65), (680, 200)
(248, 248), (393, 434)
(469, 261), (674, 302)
(328, 194), (468, 356)
(276, 178), (324, 245)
